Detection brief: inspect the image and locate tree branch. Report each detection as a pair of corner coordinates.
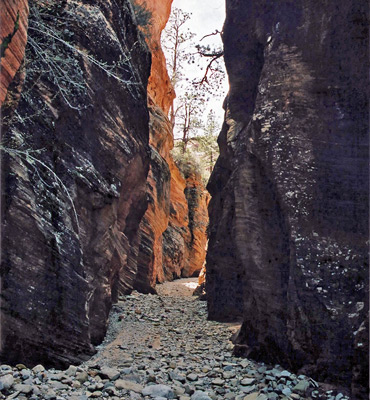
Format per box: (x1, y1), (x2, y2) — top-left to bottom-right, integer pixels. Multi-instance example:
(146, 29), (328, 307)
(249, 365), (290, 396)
(194, 53), (224, 85)
(200, 30), (221, 42)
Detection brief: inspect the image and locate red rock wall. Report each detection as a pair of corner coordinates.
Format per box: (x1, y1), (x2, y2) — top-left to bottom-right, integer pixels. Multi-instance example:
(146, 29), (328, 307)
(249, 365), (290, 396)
(135, 0), (208, 291)
(184, 174), (209, 277)
(134, 0), (175, 112)
(0, 0), (29, 105)
(0, 0), (208, 369)
(161, 164), (209, 281)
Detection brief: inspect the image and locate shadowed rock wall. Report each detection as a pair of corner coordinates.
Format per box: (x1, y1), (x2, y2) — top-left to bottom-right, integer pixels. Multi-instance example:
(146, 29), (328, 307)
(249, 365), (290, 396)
(1, 0), (151, 367)
(207, 0), (368, 395)
(0, 0), (208, 367)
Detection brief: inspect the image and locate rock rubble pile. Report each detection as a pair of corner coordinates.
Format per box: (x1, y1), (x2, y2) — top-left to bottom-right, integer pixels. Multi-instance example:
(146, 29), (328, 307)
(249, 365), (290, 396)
(0, 281), (350, 400)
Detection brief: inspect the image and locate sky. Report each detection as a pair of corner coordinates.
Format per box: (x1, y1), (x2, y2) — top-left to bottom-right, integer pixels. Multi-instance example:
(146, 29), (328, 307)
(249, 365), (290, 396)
(173, 0), (225, 39)
(162, 0), (228, 138)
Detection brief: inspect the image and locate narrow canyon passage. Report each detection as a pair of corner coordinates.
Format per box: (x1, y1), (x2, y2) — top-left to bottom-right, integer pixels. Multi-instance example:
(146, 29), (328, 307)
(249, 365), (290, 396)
(0, 0), (368, 399)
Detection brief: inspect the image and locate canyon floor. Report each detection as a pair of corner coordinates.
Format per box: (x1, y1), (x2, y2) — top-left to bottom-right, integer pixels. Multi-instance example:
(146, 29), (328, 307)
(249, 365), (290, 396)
(0, 279), (349, 400)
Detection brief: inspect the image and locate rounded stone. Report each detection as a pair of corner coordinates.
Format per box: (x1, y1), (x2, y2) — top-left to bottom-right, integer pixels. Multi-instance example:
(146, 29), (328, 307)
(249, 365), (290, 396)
(190, 390), (212, 400)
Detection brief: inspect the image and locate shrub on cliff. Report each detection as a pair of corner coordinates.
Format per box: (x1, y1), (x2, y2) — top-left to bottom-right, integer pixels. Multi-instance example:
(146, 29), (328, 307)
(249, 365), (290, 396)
(171, 109), (219, 185)
(172, 136), (218, 186)
(132, 2), (152, 38)
(172, 146), (202, 181)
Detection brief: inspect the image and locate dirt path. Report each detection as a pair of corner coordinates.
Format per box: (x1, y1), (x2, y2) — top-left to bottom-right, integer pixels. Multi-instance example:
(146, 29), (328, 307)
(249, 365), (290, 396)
(155, 277), (199, 297)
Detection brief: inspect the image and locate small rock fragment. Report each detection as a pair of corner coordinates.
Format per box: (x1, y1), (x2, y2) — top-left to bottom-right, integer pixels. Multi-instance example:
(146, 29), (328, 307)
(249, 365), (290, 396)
(115, 379), (143, 393)
(190, 390), (212, 400)
(142, 384), (175, 399)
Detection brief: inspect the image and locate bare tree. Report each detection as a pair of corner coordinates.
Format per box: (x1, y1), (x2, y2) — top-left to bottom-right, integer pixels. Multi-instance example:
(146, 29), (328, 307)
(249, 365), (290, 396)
(162, 6), (225, 152)
(162, 8), (195, 126)
(176, 92), (204, 153)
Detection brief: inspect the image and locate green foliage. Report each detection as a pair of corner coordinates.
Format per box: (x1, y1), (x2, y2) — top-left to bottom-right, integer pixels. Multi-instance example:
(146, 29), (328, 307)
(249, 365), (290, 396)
(172, 110), (220, 185)
(175, 92), (204, 148)
(172, 145), (202, 180)
(132, 2), (153, 37)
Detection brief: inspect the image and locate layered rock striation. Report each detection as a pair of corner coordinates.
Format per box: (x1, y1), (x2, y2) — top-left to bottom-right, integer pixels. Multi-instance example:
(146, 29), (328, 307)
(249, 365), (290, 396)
(134, 0), (208, 292)
(161, 165), (209, 281)
(0, 0), (29, 105)
(1, 0), (151, 367)
(1, 0), (209, 368)
(207, 0), (368, 395)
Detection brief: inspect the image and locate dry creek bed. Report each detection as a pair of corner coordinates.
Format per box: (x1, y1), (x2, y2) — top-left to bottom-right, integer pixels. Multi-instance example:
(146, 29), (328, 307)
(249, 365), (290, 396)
(0, 278), (350, 400)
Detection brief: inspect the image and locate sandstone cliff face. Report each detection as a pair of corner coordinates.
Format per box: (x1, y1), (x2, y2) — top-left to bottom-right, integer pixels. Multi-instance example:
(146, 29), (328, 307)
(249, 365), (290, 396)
(1, 0), (151, 367)
(0, 0), (29, 105)
(1, 0), (208, 367)
(162, 163), (209, 281)
(183, 173), (209, 278)
(207, 0), (368, 394)
(134, 0), (208, 291)
(135, 99), (173, 291)
(135, 0), (174, 113)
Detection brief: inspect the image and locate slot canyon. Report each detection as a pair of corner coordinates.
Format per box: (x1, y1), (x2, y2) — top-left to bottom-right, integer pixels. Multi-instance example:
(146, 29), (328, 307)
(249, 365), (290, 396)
(0, 0), (368, 400)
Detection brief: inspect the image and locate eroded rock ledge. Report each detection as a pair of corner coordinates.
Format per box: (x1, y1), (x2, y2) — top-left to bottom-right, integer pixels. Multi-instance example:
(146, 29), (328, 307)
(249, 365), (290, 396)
(206, 0), (368, 397)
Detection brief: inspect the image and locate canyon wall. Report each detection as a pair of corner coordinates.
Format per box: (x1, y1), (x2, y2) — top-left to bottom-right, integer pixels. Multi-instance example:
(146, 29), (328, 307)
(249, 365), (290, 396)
(207, 0), (368, 396)
(1, 0), (151, 367)
(134, 0), (208, 292)
(0, 0), (29, 105)
(0, 0), (208, 367)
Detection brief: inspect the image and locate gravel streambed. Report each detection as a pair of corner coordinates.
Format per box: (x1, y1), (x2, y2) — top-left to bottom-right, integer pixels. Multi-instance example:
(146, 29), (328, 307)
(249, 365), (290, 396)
(0, 279), (350, 400)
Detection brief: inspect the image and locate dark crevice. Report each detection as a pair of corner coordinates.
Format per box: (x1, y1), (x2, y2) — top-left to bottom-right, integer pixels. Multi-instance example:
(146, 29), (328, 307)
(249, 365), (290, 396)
(0, 11), (20, 59)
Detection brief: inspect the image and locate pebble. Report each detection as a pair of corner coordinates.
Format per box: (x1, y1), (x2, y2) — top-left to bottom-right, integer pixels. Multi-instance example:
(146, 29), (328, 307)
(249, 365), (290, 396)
(32, 364), (45, 373)
(281, 387), (292, 396)
(76, 371), (88, 383)
(240, 378), (255, 386)
(243, 393), (259, 400)
(142, 384), (174, 398)
(191, 390), (212, 400)
(293, 380), (310, 394)
(99, 366), (120, 380)
(13, 384), (33, 394)
(0, 282), (350, 400)
(65, 365), (78, 377)
(0, 374), (14, 389)
(187, 373), (198, 382)
(115, 379), (143, 392)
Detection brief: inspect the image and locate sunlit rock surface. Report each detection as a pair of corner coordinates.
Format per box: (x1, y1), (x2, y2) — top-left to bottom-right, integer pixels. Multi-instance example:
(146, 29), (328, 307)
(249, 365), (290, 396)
(207, 0), (368, 396)
(0, 0), (29, 105)
(134, 0), (174, 113)
(1, 0), (151, 367)
(183, 173), (210, 278)
(135, 0), (208, 292)
(162, 165), (209, 281)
